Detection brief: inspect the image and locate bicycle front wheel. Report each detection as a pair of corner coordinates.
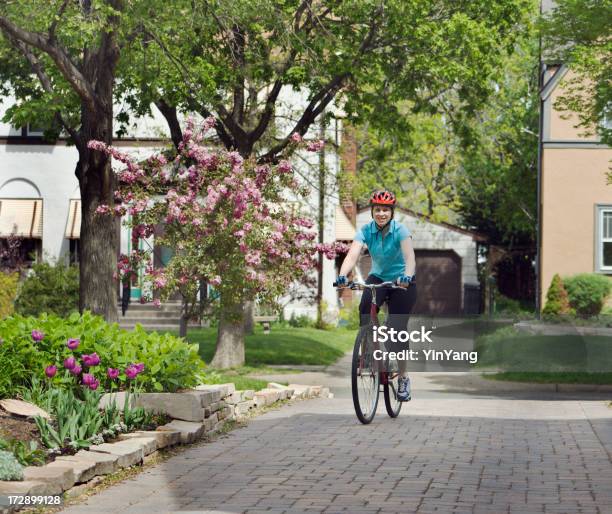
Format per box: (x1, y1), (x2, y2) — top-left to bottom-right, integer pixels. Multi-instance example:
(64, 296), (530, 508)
(351, 326), (380, 424)
(383, 373), (402, 418)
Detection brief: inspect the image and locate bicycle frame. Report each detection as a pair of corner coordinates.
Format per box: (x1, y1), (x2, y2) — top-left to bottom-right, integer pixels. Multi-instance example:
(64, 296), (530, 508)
(340, 280), (404, 385)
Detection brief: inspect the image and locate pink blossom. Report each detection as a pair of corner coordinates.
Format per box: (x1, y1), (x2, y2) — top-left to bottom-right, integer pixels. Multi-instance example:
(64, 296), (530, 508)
(63, 356), (76, 370)
(31, 330), (44, 342)
(107, 367), (120, 380)
(290, 133), (303, 143)
(82, 373), (96, 386)
(152, 298), (161, 308)
(95, 204), (111, 215)
(153, 276), (167, 289)
(210, 276), (222, 287)
(277, 160), (292, 174)
(88, 379), (100, 390)
(70, 364), (82, 376)
(83, 353), (100, 367)
(44, 365), (57, 378)
(306, 140), (325, 152)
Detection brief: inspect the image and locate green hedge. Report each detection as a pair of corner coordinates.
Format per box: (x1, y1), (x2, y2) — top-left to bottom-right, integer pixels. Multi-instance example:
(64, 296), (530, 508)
(0, 312), (205, 399)
(564, 273), (612, 318)
(14, 262), (79, 317)
(0, 272), (19, 319)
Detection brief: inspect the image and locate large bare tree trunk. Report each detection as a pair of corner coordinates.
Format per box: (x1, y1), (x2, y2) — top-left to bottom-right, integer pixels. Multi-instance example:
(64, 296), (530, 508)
(210, 299), (245, 368)
(77, 47), (119, 323)
(243, 300), (255, 335)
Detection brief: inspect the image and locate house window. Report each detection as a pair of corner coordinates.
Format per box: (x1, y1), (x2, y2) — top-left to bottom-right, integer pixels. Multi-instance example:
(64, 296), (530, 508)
(596, 205), (612, 272)
(26, 124), (44, 136)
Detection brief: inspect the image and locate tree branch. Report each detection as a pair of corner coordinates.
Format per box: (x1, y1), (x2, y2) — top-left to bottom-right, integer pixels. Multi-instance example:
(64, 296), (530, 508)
(154, 99), (183, 149)
(48, 0), (70, 43)
(6, 33), (82, 149)
(0, 16), (97, 112)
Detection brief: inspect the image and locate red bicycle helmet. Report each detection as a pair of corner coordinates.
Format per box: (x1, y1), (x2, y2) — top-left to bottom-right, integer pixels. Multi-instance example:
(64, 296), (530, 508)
(369, 189), (396, 207)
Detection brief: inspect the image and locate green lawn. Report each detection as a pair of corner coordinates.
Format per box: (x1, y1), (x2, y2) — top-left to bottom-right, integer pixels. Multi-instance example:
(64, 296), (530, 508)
(182, 326), (356, 367)
(485, 371), (612, 384)
(476, 327), (612, 383)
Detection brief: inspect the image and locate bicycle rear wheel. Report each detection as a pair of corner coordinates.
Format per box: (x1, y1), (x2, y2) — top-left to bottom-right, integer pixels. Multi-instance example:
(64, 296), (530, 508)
(351, 326), (380, 424)
(383, 373), (402, 418)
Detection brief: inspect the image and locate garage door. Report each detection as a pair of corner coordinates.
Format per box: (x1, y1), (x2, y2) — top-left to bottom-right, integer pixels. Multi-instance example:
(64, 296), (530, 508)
(357, 249), (462, 316)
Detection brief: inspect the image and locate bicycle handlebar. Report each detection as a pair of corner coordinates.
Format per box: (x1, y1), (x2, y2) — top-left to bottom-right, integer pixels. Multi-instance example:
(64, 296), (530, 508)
(332, 280), (405, 290)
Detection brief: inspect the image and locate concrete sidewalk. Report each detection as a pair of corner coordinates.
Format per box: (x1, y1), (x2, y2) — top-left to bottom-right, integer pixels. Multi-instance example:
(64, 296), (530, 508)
(58, 355), (612, 514)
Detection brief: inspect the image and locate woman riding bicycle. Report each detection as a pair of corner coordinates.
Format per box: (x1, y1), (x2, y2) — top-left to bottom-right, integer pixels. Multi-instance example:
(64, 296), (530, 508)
(336, 189), (417, 401)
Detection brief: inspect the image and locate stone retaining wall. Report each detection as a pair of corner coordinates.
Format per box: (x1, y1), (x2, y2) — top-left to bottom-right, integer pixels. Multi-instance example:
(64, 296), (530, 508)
(0, 383), (330, 513)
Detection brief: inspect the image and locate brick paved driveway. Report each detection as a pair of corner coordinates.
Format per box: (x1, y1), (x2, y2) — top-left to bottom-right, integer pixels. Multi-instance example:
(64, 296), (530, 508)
(59, 363), (612, 514)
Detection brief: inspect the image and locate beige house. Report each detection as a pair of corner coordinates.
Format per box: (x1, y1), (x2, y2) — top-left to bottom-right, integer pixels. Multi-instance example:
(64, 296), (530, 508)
(538, 64), (612, 309)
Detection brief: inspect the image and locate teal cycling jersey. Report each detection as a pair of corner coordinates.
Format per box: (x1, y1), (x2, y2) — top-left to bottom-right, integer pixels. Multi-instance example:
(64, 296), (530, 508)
(354, 220), (411, 282)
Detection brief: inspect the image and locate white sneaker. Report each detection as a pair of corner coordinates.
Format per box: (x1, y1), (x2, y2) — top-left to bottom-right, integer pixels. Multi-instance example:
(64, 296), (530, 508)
(397, 376), (411, 401)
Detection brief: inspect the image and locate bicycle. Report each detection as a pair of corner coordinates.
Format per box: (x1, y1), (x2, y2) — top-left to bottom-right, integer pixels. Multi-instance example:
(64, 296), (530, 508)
(334, 280), (407, 424)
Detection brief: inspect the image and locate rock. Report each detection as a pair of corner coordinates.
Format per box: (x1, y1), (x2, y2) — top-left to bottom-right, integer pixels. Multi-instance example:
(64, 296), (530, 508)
(157, 420), (205, 444)
(202, 412), (218, 431)
(242, 390), (255, 400)
(321, 387), (330, 398)
(194, 383), (235, 397)
(234, 400), (255, 416)
(115, 435), (158, 456)
(0, 399), (51, 420)
(224, 391), (243, 405)
(48, 457), (97, 484)
(217, 406), (233, 421)
(0, 480), (50, 501)
(88, 440), (145, 468)
(119, 430), (181, 449)
(23, 465), (75, 494)
(99, 392), (135, 410)
(267, 382), (289, 390)
(55, 450), (119, 478)
(132, 393), (206, 422)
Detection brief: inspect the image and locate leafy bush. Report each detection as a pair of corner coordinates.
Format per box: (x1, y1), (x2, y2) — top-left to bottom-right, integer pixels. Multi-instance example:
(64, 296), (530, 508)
(0, 450), (24, 481)
(338, 302), (360, 330)
(542, 274), (573, 318)
(288, 312), (315, 328)
(0, 312), (205, 398)
(564, 274), (612, 318)
(14, 261), (79, 317)
(0, 437), (46, 467)
(0, 272), (18, 319)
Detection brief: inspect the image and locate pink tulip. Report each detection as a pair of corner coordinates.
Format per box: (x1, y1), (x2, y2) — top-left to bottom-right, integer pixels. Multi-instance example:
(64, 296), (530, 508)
(66, 338), (80, 350)
(125, 366), (138, 380)
(134, 363), (145, 374)
(88, 379), (100, 391)
(70, 364), (82, 376)
(31, 330), (44, 342)
(44, 365), (57, 378)
(107, 368), (119, 380)
(83, 353), (100, 367)
(82, 373), (95, 386)
(63, 356), (76, 370)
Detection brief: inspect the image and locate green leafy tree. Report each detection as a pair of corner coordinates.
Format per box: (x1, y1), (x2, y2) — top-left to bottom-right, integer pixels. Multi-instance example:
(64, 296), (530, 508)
(542, 273), (572, 317)
(0, 1), (150, 322)
(540, 0), (612, 146)
(121, 0), (532, 363)
(353, 111), (464, 223)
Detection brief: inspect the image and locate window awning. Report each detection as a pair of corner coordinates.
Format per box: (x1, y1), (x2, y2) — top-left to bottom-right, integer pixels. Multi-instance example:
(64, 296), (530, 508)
(65, 199), (81, 239)
(335, 205), (355, 240)
(0, 199), (43, 238)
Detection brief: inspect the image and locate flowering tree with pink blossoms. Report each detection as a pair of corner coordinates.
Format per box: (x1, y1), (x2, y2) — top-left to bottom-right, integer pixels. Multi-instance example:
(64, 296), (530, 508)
(91, 119), (344, 368)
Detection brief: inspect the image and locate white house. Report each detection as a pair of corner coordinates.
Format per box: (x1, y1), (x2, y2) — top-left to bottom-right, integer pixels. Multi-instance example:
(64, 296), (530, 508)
(0, 90), (342, 319)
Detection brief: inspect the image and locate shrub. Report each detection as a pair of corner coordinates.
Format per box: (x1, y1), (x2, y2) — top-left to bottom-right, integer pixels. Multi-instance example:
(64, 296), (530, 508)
(14, 261), (79, 317)
(0, 450), (24, 481)
(0, 437), (46, 467)
(542, 274), (572, 317)
(564, 274), (612, 318)
(288, 312), (315, 328)
(0, 312), (205, 398)
(0, 272), (18, 319)
(338, 302), (360, 330)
